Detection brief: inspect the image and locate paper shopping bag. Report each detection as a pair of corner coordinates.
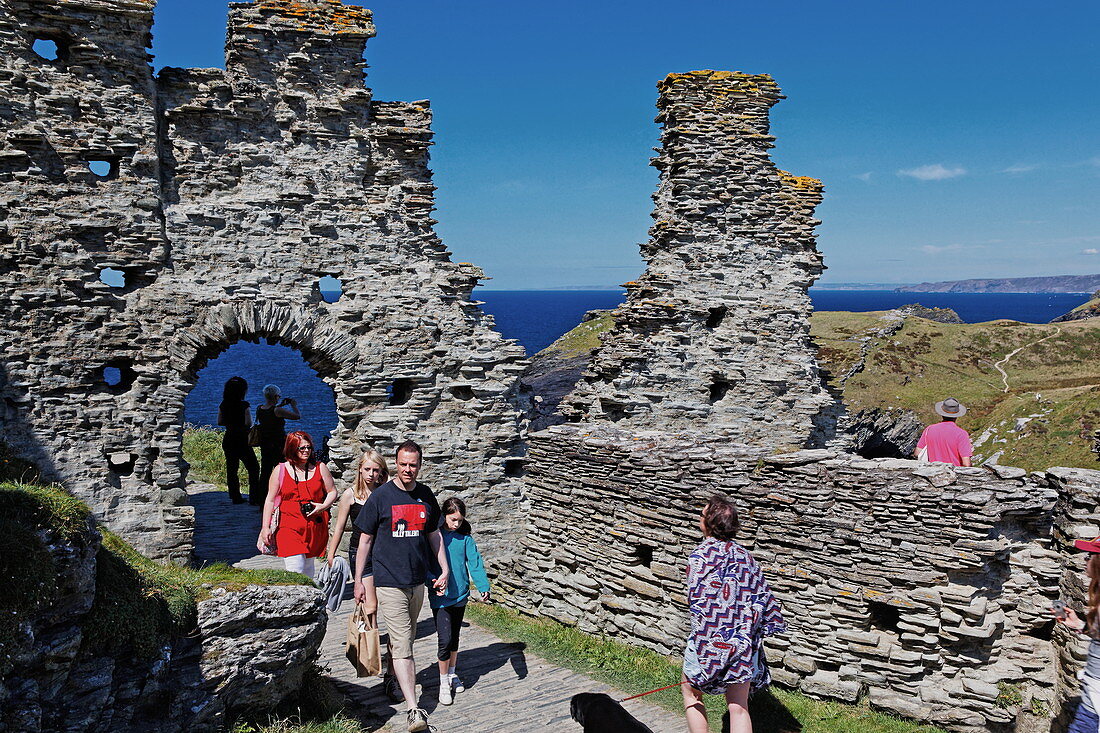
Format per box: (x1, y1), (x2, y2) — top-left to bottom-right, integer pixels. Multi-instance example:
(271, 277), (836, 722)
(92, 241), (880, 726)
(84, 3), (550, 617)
(346, 603), (382, 677)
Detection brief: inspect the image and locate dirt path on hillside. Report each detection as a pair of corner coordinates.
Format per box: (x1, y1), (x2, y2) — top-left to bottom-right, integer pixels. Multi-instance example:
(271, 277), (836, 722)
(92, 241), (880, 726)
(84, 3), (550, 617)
(993, 326), (1062, 393)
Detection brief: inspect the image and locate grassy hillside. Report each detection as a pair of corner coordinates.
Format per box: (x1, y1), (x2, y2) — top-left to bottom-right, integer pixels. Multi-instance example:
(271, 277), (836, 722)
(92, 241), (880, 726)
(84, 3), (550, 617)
(811, 311), (1100, 471)
(534, 310), (1100, 471)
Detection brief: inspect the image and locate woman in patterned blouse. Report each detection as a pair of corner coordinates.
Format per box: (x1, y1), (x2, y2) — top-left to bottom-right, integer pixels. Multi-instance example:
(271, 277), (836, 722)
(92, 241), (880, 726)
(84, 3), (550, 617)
(682, 496), (786, 733)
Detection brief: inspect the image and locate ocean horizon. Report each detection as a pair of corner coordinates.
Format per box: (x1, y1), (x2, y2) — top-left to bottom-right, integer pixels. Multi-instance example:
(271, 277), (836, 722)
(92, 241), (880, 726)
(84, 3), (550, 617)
(183, 289), (1090, 443)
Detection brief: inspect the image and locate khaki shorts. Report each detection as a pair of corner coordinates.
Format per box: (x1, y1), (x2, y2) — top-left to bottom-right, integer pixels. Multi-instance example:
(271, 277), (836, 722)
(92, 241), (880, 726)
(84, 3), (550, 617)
(376, 585), (424, 659)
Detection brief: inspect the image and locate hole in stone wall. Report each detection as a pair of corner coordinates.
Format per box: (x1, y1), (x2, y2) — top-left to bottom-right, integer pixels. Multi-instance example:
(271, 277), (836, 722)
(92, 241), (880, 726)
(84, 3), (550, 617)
(709, 377), (731, 404)
(388, 378), (413, 406)
(1025, 620), (1055, 642)
(504, 458), (525, 478)
(706, 306), (727, 329)
(87, 159), (118, 178)
(99, 268), (126, 288)
(600, 398), (626, 422)
(451, 385), (474, 401)
(817, 660), (841, 672)
(634, 544), (654, 568)
(102, 362), (138, 392)
(868, 601), (901, 633)
(318, 275), (343, 303)
(107, 452), (136, 476)
(32, 37), (66, 61)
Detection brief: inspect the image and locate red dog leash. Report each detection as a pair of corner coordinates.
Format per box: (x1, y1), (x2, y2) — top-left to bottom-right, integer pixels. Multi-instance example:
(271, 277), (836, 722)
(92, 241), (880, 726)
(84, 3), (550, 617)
(619, 681), (689, 702)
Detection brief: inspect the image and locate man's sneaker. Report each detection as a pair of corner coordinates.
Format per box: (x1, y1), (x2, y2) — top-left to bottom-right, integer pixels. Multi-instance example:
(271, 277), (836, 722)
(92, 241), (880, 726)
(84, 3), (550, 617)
(406, 707), (429, 732)
(438, 679), (453, 706)
(451, 674), (465, 693)
(383, 673), (403, 703)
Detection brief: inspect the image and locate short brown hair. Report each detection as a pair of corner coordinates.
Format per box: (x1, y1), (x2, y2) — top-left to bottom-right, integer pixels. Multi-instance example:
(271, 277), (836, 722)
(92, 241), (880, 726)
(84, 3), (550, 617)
(701, 495), (739, 541)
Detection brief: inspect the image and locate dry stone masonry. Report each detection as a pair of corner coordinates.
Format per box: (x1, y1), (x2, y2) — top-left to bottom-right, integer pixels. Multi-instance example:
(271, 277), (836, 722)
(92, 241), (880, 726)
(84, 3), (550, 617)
(499, 72), (1100, 732)
(560, 71), (837, 450)
(0, 0), (529, 561)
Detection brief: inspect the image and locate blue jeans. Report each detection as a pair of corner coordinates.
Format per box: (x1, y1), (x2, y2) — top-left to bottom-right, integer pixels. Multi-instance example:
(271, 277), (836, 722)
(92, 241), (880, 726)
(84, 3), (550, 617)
(1069, 706), (1100, 733)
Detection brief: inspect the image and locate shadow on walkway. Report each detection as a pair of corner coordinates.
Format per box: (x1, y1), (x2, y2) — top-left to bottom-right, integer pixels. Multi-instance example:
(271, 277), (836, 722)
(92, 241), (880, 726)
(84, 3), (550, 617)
(189, 487), (264, 565)
(739, 689), (803, 733)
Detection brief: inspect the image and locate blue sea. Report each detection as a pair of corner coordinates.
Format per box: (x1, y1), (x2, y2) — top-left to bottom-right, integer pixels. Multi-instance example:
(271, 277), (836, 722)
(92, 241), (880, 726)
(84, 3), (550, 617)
(183, 289), (1090, 442)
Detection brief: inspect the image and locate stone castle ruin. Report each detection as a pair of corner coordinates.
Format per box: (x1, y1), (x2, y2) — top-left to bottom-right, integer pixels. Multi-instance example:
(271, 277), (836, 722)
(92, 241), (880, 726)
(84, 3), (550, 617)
(5, 3), (1100, 732)
(0, 0), (529, 562)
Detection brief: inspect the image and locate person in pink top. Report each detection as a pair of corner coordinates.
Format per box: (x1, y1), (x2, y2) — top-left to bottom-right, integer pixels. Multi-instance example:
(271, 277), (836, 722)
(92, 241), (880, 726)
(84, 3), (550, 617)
(915, 398), (973, 467)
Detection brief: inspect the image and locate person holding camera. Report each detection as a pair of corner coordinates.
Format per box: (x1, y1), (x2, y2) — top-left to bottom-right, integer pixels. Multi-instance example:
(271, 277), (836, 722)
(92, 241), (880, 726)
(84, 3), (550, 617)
(1054, 535), (1100, 732)
(254, 383), (301, 505)
(257, 430), (335, 579)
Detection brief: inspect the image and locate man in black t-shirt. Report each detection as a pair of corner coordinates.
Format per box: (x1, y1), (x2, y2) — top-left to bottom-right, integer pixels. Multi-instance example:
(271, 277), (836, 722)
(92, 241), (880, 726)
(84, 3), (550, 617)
(353, 440), (448, 733)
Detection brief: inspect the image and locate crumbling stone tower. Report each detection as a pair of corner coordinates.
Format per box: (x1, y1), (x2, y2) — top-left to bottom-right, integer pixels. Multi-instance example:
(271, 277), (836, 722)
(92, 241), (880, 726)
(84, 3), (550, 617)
(561, 70), (836, 448)
(0, 0), (528, 561)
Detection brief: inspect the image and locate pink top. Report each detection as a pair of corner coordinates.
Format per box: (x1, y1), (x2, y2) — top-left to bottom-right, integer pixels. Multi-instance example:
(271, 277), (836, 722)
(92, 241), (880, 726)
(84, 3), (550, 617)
(917, 421), (973, 466)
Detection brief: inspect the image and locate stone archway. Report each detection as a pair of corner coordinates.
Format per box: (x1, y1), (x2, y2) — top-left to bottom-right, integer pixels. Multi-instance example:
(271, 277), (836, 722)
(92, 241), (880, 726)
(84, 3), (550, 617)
(0, 0), (529, 563)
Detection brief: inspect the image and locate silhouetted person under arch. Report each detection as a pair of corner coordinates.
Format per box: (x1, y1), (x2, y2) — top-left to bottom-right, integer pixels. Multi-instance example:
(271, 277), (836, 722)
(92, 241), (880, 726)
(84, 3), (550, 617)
(254, 383), (300, 505)
(217, 376), (258, 505)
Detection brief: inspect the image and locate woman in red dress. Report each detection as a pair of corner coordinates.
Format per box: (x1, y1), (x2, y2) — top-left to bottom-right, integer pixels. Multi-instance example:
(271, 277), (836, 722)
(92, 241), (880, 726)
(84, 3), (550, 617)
(257, 430), (337, 579)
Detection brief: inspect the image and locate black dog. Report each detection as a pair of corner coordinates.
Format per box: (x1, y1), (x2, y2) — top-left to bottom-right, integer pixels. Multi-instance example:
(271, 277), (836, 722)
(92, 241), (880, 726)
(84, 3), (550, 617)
(569, 693), (655, 733)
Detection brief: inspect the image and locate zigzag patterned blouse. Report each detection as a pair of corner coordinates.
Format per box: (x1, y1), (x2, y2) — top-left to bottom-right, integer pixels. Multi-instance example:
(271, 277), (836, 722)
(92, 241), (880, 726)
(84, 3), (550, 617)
(686, 538), (786, 694)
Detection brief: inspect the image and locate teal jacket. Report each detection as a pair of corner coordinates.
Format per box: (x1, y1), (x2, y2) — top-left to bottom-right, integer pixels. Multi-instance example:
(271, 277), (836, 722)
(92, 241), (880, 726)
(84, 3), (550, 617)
(429, 530), (490, 608)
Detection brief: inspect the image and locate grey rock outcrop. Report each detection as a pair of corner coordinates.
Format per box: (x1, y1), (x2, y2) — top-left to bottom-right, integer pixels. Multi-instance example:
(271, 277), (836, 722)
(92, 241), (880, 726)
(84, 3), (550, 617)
(1, 519), (326, 733)
(0, 0), (528, 561)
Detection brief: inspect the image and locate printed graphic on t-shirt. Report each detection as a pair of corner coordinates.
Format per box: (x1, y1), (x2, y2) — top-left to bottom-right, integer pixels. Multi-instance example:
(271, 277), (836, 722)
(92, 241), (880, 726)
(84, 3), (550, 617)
(392, 503), (428, 538)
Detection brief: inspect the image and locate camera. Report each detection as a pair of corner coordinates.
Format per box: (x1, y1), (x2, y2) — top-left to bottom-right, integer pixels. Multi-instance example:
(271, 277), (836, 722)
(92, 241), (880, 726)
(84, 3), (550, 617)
(300, 501), (315, 516)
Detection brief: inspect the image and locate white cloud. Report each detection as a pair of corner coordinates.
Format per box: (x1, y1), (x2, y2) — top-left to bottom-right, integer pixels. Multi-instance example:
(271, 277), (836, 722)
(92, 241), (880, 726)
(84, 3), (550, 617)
(898, 164), (967, 181)
(920, 243), (964, 255)
(854, 172), (873, 182)
(1001, 163), (1038, 174)
(1084, 248), (1099, 255)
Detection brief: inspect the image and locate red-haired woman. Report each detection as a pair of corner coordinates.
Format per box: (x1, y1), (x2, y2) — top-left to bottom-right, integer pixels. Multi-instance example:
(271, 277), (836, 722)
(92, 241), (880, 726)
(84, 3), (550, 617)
(257, 430), (336, 579)
(1055, 536), (1100, 732)
(682, 495), (786, 733)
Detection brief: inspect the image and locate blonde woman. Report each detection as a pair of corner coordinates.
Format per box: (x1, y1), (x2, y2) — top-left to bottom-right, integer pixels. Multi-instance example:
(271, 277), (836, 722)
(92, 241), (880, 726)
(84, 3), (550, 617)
(325, 449), (389, 618)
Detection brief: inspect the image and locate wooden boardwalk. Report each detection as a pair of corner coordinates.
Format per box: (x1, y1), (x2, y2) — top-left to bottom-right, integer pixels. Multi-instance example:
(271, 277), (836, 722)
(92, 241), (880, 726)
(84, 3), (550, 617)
(190, 484), (687, 732)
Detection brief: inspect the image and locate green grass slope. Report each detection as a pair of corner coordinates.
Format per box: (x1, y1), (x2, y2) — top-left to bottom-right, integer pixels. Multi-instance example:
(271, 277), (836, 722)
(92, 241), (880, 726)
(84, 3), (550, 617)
(536, 310), (1100, 471)
(0, 479), (311, 670)
(811, 311), (1100, 471)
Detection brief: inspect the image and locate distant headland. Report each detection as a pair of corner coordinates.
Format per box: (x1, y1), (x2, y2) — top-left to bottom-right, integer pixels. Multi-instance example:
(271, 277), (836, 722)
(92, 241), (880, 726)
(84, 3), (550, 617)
(895, 273), (1100, 293)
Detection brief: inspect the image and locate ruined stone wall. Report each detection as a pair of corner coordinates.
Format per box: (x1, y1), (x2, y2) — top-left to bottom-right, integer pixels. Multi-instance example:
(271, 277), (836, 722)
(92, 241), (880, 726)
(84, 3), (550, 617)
(0, 0), (529, 561)
(560, 71), (837, 450)
(501, 426), (1100, 732)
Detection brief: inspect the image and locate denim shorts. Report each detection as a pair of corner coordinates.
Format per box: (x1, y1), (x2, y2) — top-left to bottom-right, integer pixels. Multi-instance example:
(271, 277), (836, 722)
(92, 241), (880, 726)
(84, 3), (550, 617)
(1069, 706), (1100, 733)
(683, 640), (703, 681)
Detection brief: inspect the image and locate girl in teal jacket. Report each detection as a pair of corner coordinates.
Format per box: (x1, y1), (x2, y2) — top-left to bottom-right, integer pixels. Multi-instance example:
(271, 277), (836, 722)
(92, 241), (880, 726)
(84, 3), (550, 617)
(430, 497), (491, 705)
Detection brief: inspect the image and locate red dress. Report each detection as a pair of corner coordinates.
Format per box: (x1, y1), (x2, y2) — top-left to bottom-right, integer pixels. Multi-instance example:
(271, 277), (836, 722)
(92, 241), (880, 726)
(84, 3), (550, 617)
(275, 463), (329, 558)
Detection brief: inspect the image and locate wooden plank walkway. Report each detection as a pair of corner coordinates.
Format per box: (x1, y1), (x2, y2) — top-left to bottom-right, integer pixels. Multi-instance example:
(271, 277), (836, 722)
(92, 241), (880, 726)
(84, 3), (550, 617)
(190, 484), (688, 732)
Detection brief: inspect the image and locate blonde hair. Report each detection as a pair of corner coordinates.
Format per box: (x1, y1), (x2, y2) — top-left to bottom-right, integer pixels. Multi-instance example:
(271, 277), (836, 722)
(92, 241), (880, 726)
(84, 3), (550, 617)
(354, 449), (389, 501)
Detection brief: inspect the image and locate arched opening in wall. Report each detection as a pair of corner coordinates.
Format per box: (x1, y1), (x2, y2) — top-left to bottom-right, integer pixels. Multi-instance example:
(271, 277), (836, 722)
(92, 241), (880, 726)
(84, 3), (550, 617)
(182, 341), (338, 563)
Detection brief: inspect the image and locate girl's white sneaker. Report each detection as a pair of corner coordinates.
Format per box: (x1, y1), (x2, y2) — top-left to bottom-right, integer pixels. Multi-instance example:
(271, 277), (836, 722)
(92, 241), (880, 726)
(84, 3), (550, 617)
(451, 674), (465, 693)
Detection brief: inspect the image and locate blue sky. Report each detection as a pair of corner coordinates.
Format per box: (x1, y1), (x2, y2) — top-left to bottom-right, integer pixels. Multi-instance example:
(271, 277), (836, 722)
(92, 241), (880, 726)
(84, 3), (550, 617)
(151, 1), (1100, 289)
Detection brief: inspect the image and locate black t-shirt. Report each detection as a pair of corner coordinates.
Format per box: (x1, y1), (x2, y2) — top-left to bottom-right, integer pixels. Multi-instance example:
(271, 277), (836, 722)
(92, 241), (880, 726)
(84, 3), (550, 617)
(352, 479), (440, 588)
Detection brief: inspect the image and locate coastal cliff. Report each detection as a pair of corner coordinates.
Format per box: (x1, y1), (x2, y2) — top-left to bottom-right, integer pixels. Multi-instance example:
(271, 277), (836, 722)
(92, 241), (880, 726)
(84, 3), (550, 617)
(897, 274), (1100, 294)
